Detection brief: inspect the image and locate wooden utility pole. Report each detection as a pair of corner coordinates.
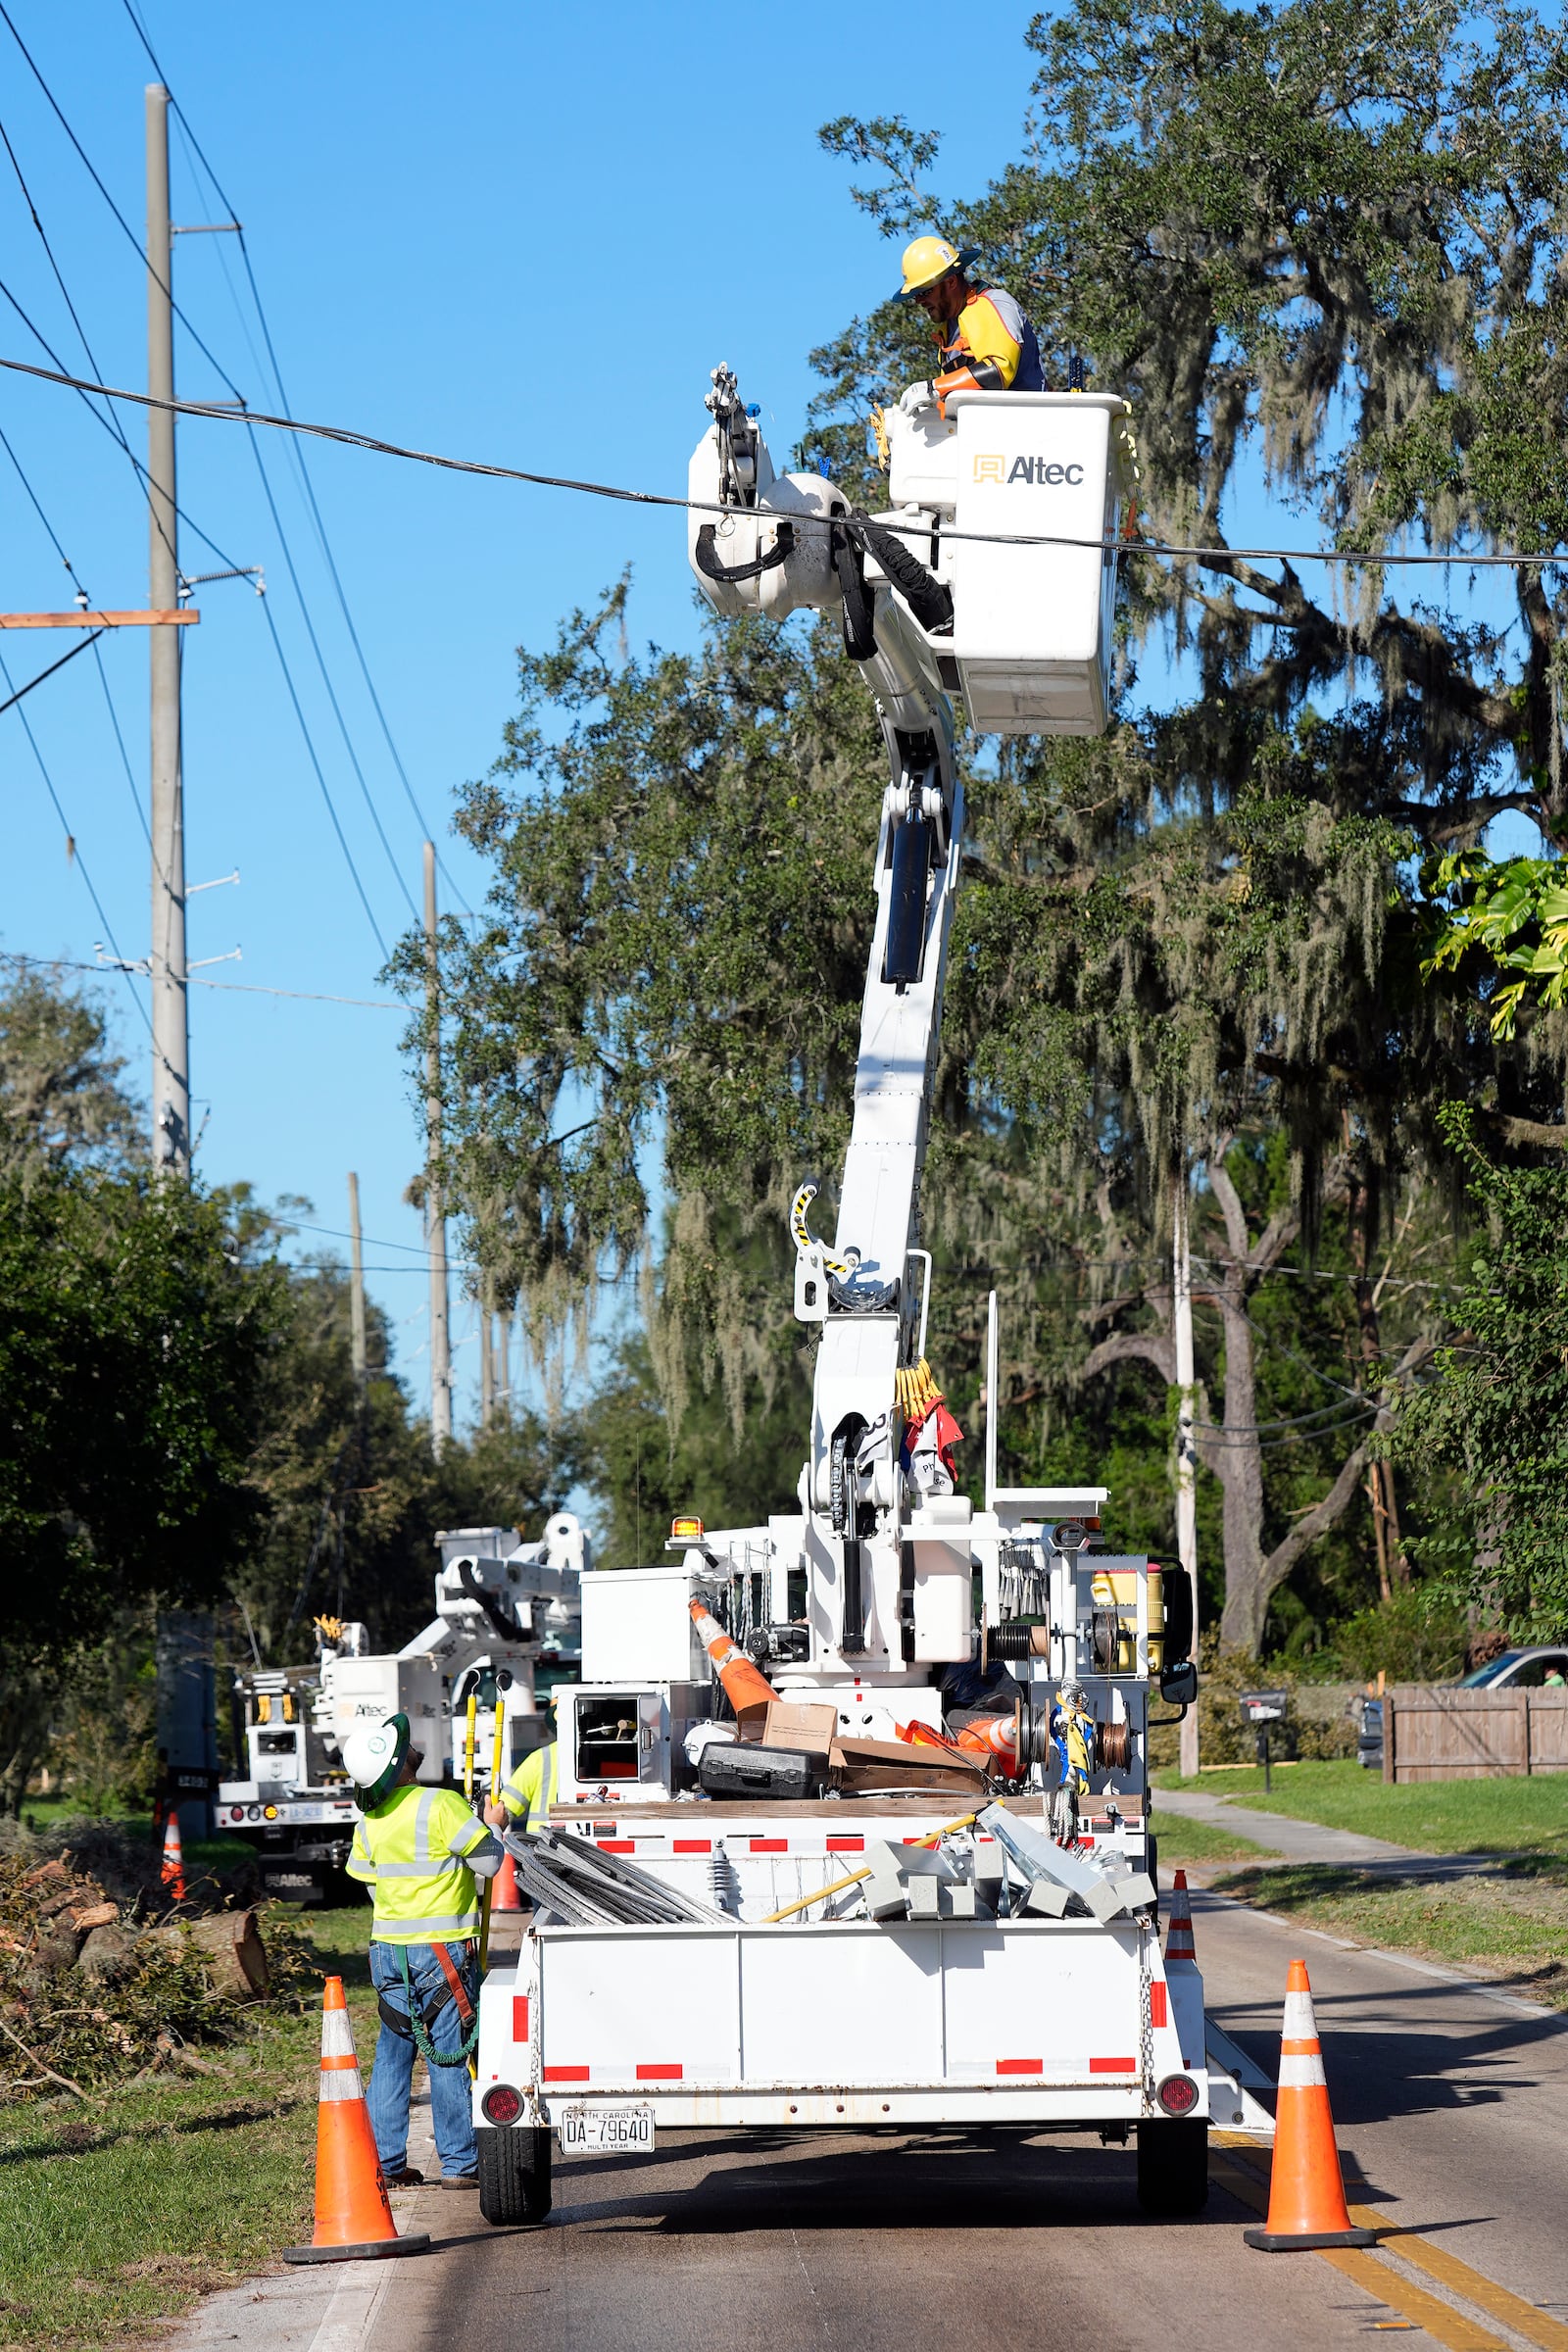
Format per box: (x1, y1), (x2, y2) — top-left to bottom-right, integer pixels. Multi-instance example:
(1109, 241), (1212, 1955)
(479, 1275), (495, 1428)
(146, 83), (188, 1177)
(496, 1303), (512, 1421)
(1173, 1168), (1200, 1777)
(423, 843), (453, 1450)
(347, 1171), (368, 1387)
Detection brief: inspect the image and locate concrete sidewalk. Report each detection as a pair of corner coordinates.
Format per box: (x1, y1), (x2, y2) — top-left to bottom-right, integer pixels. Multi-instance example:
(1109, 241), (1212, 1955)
(1152, 1781), (1425, 1866)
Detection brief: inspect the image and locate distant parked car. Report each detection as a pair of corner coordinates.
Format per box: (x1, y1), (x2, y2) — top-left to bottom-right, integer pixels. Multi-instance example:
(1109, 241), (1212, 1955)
(1356, 1646), (1568, 1769)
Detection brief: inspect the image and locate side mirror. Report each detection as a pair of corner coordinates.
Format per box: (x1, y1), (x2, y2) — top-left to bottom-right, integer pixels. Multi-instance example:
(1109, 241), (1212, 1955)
(1159, 1660), (1198, 1707)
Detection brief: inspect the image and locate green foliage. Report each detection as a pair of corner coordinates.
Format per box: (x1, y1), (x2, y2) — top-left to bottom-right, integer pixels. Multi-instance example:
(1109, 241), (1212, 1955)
(1331, 1585), (1468, 1684)
(1388, 1107), (1568, 1636)
(0, 960), (142, 1179)
(1418, 848), (1568, 1040)
(0, 1169), (285, 1650)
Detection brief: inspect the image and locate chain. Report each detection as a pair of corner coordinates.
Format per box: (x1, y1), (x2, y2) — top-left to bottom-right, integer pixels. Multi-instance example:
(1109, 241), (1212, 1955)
(1138, 1921), (1155, 2113)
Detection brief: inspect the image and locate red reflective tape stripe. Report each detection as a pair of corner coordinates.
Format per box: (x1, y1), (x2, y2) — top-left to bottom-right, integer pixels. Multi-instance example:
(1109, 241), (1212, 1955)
(1090, 2057), (1138, 2074)
(319, 2055), (358, 2071)
(598, 1839), (636, 1853)
(513, 1995), (529, 2042)
(673, 1839), (711, 1853)
(826, 1837), (864, 1852)
(997, 2058), (1044, 2076)
(750, 1838), (787, 1853)
(1150, 1982), (1168, 2030)
(1077, 1836), (1096, 1847)
(543, 2065), (590, 2082)
(636, 2064), (682, 2081)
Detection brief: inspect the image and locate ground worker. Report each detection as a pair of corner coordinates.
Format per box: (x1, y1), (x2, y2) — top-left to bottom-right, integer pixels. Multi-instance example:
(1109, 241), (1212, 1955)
(342, 1711), (503, 2191)
(485, 1700), (561, 1833)
(894, 235), (1047, 417)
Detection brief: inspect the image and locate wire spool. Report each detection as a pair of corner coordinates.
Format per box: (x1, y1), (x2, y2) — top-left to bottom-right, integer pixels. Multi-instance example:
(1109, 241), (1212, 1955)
(1096, 1718), (1133, 1774)
(988, 1622), (1052, 1662)
(1090, 1606), (1121, 1673)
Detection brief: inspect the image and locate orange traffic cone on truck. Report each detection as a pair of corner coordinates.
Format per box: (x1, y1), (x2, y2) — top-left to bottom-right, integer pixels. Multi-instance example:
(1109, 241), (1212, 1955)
(1244, 1961), (1375, 2251)
(689, 1596), (779, 1720)
(492, 1845), (522, 1912)
(284, 1979), (430, 2265)
(1165, 1869), (1198, 1967)
(159, 1810), (185, 1901)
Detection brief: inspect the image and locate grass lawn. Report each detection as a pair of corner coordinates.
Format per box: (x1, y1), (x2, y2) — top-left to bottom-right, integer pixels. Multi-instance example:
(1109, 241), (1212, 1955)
(0, 1905), (373, 2352)
(1212, 1854), (1568, 2009)
(1152, 1811), (1277, 1868)
(1153, 1759), (1568, 1856)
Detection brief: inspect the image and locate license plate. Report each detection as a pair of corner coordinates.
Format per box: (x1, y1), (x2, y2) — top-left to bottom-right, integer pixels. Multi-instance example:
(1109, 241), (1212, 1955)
(558, 2103), (655, 2155)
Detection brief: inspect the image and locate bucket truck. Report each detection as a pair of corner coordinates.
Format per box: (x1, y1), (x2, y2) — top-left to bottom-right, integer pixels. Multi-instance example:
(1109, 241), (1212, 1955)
(217, 1515), (586, 1902)
(471, 373), (1266, 2230)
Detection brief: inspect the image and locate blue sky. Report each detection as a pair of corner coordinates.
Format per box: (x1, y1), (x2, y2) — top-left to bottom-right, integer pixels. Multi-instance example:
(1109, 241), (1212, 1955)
(0, 0), (1041, 1430)
(1, 1), (1536, 1457)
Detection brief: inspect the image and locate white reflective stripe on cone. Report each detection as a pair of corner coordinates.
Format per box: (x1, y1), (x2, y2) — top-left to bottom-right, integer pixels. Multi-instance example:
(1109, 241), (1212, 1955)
(318, 2065), (365, 2102)
(1278, 2052), (1327, 2088)
(321, 2008), (357, 2059)
(1282, 1989), (1317, 2038)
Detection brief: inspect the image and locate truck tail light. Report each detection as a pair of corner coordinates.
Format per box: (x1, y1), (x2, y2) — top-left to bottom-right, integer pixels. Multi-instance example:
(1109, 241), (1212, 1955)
(1156, 2074), (1199, 2116)
(481, 2083), (523, 2125)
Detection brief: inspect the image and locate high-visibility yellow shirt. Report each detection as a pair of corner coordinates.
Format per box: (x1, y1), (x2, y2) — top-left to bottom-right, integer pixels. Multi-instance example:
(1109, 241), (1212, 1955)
(497, 1740), (560, 1827)
(346, 1781), (497, 1944)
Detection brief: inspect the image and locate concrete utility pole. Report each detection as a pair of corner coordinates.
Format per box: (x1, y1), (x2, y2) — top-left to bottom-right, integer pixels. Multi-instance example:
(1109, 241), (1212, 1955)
(496, 1303), (512, 1421)
(146, 83), (188, 1177)
(423, 842), (453, 1450)
(479, 1276), (495, 1428)
(347, 1172), (368, 1387)
(1173, 1168), (1200, 1777)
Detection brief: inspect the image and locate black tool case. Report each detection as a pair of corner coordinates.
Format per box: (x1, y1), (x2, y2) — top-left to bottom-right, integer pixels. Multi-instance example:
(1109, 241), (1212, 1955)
(698, 1742), (825, 1800)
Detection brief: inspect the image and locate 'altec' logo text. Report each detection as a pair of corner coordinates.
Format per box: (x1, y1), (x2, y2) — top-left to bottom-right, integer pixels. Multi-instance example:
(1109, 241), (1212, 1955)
(973, 454), (1085, 485)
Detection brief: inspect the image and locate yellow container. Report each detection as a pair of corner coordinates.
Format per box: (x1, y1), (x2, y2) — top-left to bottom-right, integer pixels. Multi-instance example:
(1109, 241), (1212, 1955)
(1090, 1567), (1165, 1673)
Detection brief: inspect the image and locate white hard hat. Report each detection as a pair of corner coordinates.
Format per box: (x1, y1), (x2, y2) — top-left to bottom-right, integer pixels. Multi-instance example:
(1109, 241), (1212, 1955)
(342, 1712), (411, 1807)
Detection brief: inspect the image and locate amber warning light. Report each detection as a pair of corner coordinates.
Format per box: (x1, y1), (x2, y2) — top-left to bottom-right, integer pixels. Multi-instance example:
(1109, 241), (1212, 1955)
(669, 1515), (705, 1541)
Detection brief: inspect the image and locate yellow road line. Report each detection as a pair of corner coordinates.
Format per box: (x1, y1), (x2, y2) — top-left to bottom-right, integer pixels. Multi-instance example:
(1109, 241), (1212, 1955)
(1209, 2155), (1509, 2352)
(1345, 2203), (1568, 2352)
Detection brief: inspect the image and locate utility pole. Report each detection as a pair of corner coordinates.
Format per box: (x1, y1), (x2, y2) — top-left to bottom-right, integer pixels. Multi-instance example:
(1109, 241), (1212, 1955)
(496, 1302), (512, 1422)
(347, 1172), (368, 1387)
(423, 842), (453, 1450)
(146, 84), (188, 1177)
(1173, 1167), (1200, 1777)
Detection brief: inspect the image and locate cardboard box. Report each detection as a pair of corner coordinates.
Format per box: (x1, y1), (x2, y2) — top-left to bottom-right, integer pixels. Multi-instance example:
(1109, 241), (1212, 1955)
(737, 1699), (838, 1756)
(827, 1737), (985, 1796)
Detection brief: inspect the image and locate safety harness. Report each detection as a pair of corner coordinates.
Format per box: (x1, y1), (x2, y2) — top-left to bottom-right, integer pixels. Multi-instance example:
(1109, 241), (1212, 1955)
(377, 1939), (481, 2067)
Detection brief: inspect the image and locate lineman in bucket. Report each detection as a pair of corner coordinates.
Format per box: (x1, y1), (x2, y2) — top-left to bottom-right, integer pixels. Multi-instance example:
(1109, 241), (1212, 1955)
(894, 234), (1047, 416)
(343, 1712), (504, 2189)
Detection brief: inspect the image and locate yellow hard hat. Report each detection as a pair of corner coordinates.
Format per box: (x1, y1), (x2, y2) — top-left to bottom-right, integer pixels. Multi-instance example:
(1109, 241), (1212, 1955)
(895, 235), (981, 301)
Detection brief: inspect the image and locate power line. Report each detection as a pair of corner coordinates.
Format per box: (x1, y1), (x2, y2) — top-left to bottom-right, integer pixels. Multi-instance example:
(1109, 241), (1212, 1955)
(0, 625), (106, 713)
(1, 350), (1563, 572)
(0, 646), (149, 1036)
(0, 270), (390, 958)
(0, 2), (246, 401)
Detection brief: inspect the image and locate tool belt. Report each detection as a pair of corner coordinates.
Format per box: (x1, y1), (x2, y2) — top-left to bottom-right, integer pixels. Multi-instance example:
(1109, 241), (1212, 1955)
(376, 1939), (480, 2067)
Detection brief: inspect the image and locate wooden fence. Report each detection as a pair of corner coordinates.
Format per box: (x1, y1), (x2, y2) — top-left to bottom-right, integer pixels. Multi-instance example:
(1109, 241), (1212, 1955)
(1383, 1685), (1568, 1782)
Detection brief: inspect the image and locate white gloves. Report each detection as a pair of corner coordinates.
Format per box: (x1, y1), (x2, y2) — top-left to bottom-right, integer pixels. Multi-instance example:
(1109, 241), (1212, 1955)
(898, 379), (937, 417)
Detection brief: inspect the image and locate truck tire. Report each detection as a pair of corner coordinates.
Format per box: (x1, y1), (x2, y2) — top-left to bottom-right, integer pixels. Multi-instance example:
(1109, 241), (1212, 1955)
(476, 2124), (552, 2227)
(1136, 2118), (1208, 2217)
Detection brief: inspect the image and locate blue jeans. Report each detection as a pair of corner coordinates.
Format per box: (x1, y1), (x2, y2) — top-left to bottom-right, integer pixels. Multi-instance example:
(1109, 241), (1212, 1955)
(366, 1939), (478, 2180)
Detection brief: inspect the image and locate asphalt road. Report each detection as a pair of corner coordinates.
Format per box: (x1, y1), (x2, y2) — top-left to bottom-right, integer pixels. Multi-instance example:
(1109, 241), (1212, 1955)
(178, 1892), (1568, 2352)
(358, 1891), (1568, 2352)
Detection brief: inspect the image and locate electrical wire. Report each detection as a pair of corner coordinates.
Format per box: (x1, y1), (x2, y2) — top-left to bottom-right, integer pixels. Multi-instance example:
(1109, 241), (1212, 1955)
(115, 9), (471, 917)
(0, 625), (106, 712)
(0, 646), (149, 1034)
(0, 3), (246, 401)
(1, 350), (1562, 571)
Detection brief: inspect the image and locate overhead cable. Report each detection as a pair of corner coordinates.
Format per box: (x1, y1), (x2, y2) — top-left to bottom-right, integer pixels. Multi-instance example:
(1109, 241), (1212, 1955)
(119, 3), (474, 914)
(0, 3), (246, 401)
(0, 351), (1561, 572)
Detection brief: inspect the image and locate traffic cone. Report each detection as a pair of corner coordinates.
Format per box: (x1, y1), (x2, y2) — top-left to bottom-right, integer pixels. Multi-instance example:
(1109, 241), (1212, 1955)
(1165, 1868), (1197, 1967)
(1244, 1961), (1376, 2251)
(160, 1810), (185, 1901)
(492, 1845), (522, 1912)
(283, 1979), (431, 2265)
